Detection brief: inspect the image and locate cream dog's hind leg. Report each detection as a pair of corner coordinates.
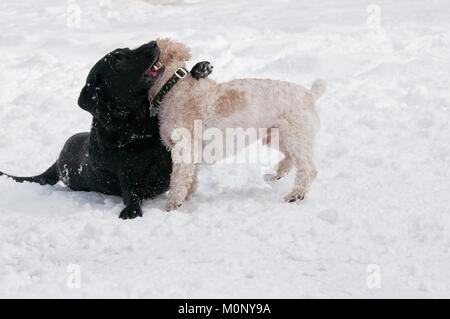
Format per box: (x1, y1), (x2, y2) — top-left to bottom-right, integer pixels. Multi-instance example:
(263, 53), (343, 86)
(264, 138), (294, 181)
(283, 124), (317, 202)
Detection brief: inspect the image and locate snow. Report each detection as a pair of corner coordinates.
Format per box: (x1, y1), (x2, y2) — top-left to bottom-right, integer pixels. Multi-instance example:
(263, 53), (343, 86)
(0, 0), (449, 298)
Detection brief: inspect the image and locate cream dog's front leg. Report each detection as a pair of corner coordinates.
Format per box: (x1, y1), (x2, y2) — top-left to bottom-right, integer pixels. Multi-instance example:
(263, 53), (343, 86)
(185, 165), (200, 201)
(167, 162), (197, 211)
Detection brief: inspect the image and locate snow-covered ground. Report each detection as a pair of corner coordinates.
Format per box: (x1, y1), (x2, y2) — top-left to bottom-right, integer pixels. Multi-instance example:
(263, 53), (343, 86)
(0, 0), (449, 298)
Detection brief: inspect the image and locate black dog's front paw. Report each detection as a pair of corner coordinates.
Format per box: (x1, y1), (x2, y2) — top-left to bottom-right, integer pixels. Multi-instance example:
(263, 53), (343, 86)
(190, 61), (213, 80)
(119, 203), (143, 219)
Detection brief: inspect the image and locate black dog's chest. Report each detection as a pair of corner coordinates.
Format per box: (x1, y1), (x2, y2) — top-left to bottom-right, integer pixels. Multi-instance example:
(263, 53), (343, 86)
(86, 135), (171, 196)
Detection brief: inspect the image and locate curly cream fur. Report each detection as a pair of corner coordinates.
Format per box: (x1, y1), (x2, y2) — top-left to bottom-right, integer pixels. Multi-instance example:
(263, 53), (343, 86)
(151, 39), (326, 210)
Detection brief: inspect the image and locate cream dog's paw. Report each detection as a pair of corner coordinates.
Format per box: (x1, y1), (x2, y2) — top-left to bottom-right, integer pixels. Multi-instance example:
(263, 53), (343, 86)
(166, 193), (185, 211)
(284, 191), (305, 203)
(264, 172), (286, 181)
(263, 174), (278, 182)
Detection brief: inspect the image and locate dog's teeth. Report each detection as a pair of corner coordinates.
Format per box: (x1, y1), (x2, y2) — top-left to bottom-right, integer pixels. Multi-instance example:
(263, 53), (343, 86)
(150, 62), (163, 72)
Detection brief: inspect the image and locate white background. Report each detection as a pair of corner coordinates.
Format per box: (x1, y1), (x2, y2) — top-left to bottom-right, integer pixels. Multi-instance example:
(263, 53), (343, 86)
(0, 0), (449, 298)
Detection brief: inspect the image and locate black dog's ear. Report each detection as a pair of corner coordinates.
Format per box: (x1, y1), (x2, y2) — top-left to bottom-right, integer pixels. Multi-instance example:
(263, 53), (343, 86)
(77, 74), (126, 124)
(78, 74), (102, 114)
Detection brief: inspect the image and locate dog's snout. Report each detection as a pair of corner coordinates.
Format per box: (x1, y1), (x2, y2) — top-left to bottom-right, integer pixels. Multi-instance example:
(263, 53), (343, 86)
(139, 41), (159, 55)
(207, 64), (213, 72)
(147, 41), (157, 49)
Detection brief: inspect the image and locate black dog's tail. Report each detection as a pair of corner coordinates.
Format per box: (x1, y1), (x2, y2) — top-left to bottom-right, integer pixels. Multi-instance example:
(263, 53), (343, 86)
(0, 162), (59, 186)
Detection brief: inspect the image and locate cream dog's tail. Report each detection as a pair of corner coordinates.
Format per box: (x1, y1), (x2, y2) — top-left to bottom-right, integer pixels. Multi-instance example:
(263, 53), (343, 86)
(310, 79), (326, 101)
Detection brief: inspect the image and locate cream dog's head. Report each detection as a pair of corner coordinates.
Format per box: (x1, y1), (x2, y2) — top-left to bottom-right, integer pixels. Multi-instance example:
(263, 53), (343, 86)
(156, 38), (191, 71)
(147, 38), (193, 97)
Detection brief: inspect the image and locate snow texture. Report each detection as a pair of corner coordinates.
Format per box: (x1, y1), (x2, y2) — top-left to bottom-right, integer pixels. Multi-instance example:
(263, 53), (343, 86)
(0, 0), (449, 298)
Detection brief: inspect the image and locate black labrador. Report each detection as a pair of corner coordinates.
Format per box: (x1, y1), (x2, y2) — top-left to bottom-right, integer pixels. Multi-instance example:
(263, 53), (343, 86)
(0, 41), (212, 219)
(1, 41), (170, 219)
(1, 41), (212, 219)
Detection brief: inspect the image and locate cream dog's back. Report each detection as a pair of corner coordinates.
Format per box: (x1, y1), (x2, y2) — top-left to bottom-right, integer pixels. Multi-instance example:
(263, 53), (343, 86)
(159, 77), (322, 146)
(212, 78), (321, 133)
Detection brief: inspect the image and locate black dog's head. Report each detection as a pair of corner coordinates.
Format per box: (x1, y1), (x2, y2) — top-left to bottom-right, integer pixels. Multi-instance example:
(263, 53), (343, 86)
(78, 41), (165, 122)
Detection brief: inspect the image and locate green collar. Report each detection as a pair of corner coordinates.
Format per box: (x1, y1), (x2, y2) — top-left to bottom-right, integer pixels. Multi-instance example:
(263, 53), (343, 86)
(149, 67), (188, 117)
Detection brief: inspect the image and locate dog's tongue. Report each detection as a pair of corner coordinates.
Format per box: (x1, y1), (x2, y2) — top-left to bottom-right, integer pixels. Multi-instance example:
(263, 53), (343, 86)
(145, 61), (163, 77)
(145, 67), (158, 78)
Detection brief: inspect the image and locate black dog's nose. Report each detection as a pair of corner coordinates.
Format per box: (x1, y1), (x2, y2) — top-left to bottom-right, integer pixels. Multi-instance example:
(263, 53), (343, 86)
(139, 41), (158, 53)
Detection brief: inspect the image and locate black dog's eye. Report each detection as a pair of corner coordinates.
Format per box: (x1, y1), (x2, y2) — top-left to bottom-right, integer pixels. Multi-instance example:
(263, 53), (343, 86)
(115, 53), (126, 61)
(111, 50), (129, 63)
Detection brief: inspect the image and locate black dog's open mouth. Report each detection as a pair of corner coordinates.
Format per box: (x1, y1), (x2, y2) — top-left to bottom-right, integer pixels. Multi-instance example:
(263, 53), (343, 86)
(144, 59), (165, 83)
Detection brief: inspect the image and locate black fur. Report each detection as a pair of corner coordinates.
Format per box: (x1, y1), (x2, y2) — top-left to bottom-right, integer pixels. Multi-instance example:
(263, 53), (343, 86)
(190, 61), (213, 80)
(0, 41), (172, 219)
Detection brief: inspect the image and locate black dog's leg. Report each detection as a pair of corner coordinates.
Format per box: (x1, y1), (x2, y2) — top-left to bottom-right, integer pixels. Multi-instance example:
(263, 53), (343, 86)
(119, 190), (143, 219)
(118, 174), (143, 219)
(190, 61), (213, 80)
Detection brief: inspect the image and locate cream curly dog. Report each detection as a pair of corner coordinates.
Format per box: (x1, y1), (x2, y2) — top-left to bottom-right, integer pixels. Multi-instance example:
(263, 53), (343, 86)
(150, 38), (326, 211)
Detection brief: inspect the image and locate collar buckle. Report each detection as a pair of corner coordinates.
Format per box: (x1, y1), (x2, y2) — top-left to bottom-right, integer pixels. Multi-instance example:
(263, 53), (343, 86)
(175, 67), (188, 79)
